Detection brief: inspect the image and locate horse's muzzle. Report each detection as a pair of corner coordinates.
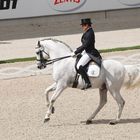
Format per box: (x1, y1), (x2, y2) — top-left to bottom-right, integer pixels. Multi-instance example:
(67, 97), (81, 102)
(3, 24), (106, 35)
(37, 62), (46, 69)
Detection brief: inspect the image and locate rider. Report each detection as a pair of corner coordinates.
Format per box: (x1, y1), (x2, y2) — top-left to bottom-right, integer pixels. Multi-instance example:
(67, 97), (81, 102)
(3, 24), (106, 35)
(71, 18), (102, 90)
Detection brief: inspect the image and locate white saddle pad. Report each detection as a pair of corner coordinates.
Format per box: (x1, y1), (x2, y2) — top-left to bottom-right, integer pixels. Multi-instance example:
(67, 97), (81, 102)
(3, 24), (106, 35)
(87, 65), (100, 77)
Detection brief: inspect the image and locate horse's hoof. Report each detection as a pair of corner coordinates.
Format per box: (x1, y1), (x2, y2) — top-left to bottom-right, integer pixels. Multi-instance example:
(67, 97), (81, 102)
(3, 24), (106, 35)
(51, 107), (55, 114)
(86, 120), (93, 125)
(44, 118), (50, 123)
(109, 120), (118, 125)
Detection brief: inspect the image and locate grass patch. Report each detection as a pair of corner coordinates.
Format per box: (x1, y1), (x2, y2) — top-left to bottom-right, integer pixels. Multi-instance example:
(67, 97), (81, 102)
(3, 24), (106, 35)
(0, 57), (35, 64)
(0, 45), (140, 64)
(100, 45), (140, 53)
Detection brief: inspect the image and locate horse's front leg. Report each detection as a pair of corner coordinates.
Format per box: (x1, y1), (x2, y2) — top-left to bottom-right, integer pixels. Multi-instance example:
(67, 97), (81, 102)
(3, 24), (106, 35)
(44, 82), (56, 107)
(44, 82), (66, 123)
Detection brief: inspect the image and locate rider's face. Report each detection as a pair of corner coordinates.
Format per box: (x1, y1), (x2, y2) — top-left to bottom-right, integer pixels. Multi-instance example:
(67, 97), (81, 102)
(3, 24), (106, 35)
(81, 24), (89, 32)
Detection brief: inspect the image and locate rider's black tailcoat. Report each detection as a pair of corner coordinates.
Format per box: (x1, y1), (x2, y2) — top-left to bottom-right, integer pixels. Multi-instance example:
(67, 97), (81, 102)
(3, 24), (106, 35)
(75, 28), (101, 58)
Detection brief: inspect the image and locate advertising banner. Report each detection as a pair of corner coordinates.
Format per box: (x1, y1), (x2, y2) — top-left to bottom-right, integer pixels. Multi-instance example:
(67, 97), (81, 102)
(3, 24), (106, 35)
(0, 0), (140, 19)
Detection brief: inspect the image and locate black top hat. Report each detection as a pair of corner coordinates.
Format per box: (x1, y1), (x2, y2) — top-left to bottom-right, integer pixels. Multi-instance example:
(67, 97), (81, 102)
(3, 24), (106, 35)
(80, 18), (92, 25)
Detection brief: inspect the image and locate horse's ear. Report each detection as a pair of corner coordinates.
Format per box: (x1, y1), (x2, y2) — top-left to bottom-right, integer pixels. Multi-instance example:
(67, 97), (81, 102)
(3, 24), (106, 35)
(37, 41), (41, 48)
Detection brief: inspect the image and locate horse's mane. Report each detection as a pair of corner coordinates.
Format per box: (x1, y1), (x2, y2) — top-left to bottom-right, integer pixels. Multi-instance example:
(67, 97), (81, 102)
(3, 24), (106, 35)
(40, 38), (73, 52)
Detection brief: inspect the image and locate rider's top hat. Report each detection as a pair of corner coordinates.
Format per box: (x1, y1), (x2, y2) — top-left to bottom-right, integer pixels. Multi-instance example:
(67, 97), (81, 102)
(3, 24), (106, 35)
(80, 18), (92, 25)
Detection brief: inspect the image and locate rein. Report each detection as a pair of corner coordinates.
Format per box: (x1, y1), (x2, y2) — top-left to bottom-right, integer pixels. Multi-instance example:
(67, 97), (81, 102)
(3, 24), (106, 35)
(45, 55), (71, 65)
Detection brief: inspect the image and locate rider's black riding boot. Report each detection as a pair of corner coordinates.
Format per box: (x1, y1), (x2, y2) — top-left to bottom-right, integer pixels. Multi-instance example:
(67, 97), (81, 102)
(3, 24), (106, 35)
(78, 66), (92, 90)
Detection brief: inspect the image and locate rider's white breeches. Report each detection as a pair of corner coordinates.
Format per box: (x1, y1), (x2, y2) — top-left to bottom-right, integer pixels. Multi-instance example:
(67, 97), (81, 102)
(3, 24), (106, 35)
(77, 52), (91, 69)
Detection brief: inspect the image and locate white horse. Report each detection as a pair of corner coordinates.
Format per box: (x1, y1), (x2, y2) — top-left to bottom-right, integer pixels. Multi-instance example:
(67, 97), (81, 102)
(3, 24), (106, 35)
(35, 38), (140, 125)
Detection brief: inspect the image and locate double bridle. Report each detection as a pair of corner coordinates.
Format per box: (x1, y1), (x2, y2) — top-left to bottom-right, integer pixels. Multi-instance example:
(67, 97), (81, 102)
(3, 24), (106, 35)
(36, 46), (49, 69)
(36, 45), (71, 69)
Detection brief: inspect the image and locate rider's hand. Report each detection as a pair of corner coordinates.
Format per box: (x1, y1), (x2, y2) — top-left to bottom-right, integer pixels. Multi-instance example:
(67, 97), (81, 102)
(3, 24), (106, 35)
(70, 52), (76, 57)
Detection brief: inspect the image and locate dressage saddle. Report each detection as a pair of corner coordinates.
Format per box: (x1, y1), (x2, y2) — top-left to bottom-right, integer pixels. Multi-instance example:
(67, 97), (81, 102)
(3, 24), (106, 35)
(72, 54), (102, 90)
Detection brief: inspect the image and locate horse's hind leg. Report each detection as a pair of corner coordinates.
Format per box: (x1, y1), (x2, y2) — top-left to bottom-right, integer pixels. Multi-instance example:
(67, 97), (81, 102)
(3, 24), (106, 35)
(109, 89), (125, 125)
(86, 84), (107, 124)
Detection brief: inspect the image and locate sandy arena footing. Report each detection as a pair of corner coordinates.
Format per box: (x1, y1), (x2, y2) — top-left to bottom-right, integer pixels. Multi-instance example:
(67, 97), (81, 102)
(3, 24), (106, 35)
(0, 50), (140, 140)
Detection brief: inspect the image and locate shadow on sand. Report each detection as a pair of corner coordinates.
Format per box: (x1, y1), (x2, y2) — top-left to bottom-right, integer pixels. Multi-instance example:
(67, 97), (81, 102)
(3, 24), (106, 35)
(48, 118), (140, 127)
(81, 118), (140, 125)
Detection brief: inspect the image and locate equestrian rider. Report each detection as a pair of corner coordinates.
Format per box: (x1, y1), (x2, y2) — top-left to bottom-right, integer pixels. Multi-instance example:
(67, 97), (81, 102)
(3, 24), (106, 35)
(71, 18), (102, 90)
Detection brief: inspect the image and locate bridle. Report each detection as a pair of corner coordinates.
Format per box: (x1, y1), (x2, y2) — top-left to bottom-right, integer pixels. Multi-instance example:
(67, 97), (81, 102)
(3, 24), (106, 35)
(35, 41), (50, 69)
(36, 46), (49, 60)
(36, 42), (71, 69)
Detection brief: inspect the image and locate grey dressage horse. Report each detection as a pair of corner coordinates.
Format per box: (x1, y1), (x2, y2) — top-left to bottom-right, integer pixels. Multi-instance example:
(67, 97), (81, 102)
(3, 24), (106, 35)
(36, 38), (140, 125)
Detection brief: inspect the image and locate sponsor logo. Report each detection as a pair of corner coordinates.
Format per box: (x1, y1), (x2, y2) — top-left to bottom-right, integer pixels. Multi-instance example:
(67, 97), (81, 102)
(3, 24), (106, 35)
(0, 0), (18, 10)
(118, 0), (140, 6)
(48, 0), (87, 12)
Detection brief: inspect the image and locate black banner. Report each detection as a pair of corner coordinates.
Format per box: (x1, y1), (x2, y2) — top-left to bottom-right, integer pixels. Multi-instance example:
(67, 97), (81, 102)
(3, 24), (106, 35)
(0, 0), (17, 10)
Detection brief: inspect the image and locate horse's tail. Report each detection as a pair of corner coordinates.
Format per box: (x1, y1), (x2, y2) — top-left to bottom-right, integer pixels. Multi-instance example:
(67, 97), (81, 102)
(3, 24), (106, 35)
(123, 65), (140, 89)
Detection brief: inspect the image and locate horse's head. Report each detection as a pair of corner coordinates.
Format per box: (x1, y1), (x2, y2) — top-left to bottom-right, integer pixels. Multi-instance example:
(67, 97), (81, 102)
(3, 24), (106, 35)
(36, 38), (73, 69)
(35, 41), (50, 69)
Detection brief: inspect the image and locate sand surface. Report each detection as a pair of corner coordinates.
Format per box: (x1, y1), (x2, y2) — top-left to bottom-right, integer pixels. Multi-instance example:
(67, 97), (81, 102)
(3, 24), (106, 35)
(0, 50), (140, 140)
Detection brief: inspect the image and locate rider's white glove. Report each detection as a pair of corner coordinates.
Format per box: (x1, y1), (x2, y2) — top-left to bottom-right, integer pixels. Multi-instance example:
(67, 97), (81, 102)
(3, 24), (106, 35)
(70, 52), (76, 57)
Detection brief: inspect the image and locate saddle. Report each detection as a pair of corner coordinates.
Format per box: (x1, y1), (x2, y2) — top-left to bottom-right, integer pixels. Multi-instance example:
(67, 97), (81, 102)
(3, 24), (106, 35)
(72, 54), (101, 88)
(87, 64), (100, 77)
